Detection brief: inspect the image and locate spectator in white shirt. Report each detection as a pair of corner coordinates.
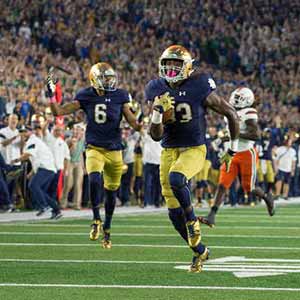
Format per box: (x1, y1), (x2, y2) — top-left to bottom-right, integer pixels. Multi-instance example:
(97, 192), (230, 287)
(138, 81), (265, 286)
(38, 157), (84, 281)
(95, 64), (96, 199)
(0, 114), (22, 165)
(12, 126), (62, 219)
(274, 138), (297, 200)
(43, 122), (70, 203)
(142, 130), (162, 207)
(0, 114), (24, 210)
(119, 128), (139, 206)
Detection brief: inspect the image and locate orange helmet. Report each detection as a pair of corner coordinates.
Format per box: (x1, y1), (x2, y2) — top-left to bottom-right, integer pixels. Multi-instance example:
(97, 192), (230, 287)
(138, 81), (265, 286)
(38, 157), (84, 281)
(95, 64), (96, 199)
(89, 62), (117, 91)
(159, 45), (194, 83)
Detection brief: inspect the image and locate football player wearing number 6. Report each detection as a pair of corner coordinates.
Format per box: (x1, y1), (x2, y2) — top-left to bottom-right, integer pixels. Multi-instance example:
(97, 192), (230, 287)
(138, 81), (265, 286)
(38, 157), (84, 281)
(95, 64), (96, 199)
(47, 62), (142, 249)
(146, 45), (239, 273)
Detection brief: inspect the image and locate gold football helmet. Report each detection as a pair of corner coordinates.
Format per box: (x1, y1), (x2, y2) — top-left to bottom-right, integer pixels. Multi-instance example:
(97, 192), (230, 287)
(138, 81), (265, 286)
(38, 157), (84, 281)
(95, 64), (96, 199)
(89, 62), (117, 92)
(159, 45), (194, 83)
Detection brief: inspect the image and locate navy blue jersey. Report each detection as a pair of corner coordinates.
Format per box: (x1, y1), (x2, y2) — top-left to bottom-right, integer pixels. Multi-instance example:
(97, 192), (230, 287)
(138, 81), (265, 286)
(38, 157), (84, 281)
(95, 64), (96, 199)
(145, 73), (215, 148)
(75, 87), (130, 150)
(258, 137), (275, 160)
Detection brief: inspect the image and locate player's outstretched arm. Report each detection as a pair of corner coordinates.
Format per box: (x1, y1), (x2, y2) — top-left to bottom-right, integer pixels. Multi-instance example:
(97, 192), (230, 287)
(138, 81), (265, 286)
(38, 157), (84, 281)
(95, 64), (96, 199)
(122, 103), (143, 131)
(50, 101), (80, 116)
(205, 91), (239, 143)
(205, 91), (240, 172)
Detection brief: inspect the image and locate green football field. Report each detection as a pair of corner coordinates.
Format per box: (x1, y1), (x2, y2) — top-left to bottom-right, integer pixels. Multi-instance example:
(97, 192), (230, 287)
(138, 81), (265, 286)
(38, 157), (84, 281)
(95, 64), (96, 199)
(1, 204), (300, 300)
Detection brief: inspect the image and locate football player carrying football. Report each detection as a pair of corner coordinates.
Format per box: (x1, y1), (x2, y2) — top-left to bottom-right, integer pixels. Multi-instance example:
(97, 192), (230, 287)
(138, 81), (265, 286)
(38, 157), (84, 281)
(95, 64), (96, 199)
(146, 45), (239, 273)
(47, 62), (142, 248)
(204, 87), (275, 227)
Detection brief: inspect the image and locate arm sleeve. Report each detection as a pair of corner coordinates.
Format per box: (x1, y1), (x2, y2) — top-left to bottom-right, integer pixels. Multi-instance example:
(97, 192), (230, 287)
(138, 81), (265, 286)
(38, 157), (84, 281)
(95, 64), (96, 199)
(24, 142), (37, 157)
(121, 90), (130, 104)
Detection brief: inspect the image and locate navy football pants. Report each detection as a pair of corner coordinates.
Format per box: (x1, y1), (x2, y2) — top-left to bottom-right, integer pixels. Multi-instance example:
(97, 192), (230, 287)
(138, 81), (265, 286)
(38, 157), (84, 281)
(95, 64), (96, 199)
(143, 163), (161, 207)
(29, 168), (59, 212)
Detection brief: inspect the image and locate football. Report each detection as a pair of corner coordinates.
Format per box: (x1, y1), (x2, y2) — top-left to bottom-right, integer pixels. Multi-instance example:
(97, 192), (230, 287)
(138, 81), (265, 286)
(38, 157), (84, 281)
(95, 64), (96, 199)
(162, 108), (174, 124)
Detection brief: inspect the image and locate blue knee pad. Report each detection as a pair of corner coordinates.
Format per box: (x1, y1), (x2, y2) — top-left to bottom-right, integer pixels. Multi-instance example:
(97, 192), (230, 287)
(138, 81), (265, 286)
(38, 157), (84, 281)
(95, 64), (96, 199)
(196, 180), (207, 189)
(169, 172), (187, 191)
(169, 172), (193, 210)
(89, 172), (102, 185)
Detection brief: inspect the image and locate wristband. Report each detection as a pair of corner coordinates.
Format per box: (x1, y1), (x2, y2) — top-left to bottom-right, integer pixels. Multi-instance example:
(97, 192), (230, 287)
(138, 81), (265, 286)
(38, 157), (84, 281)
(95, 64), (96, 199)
(151, 110), (163, 124)
(230, 139), (238, 152)
(49, 96), (56, 104)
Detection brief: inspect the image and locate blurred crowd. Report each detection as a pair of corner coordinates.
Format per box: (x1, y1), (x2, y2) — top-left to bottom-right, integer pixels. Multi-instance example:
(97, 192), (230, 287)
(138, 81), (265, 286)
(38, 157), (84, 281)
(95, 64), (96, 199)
(0, 0), (300, 214)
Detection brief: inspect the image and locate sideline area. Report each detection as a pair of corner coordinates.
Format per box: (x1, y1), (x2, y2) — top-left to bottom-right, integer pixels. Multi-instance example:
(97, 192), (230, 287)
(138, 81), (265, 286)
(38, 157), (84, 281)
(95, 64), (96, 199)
(1, 197), (300, 223)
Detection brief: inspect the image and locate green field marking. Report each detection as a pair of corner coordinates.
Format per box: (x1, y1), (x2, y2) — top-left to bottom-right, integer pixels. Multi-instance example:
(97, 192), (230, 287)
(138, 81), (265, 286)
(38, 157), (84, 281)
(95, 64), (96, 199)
(1, 204), (300, 299)
(0, 233), (300, 248)
(0, 242), (300, 251)
(1, 262), (300, 288)
(0, 245), (298, 261)
(1, 231), (300, 240)
(0, 287), (299, 300)
(1, 283), (300, 291)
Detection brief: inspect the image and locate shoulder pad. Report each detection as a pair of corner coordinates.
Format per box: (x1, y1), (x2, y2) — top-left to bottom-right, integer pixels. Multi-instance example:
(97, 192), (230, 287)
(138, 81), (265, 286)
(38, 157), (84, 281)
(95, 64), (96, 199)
(75, 87), (93, 100)
(239, 107), (258, 121)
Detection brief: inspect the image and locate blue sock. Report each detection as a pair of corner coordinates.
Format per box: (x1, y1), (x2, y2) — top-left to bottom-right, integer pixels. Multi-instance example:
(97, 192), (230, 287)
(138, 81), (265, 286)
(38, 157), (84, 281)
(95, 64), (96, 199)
(89, 172), (102, 220)
(103, 189), (117, 230)
(169, 172), (196, 222)
(192, 242), (206, 255)
(168, 207), (188, 243)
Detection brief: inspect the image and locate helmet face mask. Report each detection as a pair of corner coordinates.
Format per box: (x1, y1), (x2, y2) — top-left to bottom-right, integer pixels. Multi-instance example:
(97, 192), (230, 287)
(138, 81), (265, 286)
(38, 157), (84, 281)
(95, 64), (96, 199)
(229, 87), (255, 109)
(159, 58), (185, 83)
(89, 63), (118, 92)
(159, 45), (193, 83)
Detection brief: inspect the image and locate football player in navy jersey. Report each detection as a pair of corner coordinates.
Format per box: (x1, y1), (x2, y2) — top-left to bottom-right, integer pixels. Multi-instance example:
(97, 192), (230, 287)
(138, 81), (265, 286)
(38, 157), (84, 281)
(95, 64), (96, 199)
(146, 45), (239, 273)
(256, 128), (275, 193)
(47, 62), (142, 248)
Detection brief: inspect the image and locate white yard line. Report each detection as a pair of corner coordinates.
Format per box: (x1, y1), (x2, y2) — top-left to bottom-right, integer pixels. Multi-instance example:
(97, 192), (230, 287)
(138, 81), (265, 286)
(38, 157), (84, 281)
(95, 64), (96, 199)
(1, 231), (300, 239)
(0, 223), (300, 230)
(0, 283), (299, 291)
(0, 242), (299, 250)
